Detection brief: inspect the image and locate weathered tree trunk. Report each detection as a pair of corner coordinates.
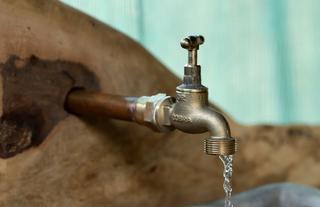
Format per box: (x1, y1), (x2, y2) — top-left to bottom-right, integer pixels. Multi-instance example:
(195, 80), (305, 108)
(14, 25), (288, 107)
(0, 1), (319, 207)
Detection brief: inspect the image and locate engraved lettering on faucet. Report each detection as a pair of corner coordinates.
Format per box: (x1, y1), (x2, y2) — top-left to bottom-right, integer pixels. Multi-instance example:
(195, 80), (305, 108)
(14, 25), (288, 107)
(171, 113), (192, 123)
(176, 93), (187, 102)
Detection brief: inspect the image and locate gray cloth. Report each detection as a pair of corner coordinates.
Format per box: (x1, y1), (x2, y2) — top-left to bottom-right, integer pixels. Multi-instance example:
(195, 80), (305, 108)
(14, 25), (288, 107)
(191, 183), (320, 207)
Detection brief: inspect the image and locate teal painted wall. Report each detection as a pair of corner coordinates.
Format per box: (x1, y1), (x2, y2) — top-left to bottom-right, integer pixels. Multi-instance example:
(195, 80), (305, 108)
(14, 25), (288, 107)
(61, 0), (320, 124)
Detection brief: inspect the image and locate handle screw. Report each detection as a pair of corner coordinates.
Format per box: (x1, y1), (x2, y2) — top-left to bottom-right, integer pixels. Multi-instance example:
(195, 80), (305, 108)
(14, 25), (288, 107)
(180, 35), (204, 50)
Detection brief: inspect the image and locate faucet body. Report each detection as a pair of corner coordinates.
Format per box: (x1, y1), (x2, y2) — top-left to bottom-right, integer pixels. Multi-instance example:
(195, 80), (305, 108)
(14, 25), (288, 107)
(66, 35), (236, 156)
(172, 89), (231, 137)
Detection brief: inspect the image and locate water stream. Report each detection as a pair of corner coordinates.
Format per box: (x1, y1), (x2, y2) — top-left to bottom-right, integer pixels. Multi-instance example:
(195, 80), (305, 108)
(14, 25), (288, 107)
(219, 155), (234, 207)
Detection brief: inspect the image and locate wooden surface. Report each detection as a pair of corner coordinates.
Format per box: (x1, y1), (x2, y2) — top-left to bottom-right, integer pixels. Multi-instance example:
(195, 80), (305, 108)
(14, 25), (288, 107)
(0, 1), (319, 207)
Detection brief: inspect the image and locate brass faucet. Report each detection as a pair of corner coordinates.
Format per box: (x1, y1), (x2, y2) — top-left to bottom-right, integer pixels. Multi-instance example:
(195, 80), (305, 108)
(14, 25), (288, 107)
(66, 35), (236, 156)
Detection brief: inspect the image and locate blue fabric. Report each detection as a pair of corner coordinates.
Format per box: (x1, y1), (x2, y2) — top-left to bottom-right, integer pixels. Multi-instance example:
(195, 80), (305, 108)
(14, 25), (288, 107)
(191, 183), (320, 207)
(61, 0), (320, 124)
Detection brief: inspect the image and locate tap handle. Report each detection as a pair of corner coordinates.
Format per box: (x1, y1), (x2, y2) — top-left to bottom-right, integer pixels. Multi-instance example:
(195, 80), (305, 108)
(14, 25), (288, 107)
(178, 35), (206, 88)
(180, 35), (204, 66)
(180, 35), (204, 51)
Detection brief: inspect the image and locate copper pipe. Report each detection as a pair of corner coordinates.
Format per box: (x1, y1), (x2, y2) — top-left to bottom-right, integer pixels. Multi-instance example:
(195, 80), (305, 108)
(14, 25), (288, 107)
(66, 90), (139, 121)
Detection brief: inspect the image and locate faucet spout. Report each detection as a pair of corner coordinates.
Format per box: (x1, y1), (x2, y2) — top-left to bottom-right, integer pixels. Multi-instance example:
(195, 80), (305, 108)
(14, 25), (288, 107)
(167, 88), (236, 155)
(201, 108), (236, 155)
(200, 108), (231, 138)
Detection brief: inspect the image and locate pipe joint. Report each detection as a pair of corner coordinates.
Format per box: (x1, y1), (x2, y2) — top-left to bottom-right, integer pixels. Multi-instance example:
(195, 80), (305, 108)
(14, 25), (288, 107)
(135, 94), (175, 132)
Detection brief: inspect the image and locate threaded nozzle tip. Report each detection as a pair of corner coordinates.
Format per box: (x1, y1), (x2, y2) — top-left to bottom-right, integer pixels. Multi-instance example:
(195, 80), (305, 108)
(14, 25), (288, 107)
(204, 137), (237, 155)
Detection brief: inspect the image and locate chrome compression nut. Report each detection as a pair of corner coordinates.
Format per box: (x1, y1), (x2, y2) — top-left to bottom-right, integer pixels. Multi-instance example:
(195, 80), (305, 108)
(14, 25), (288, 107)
(135, 94), (175, 132)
